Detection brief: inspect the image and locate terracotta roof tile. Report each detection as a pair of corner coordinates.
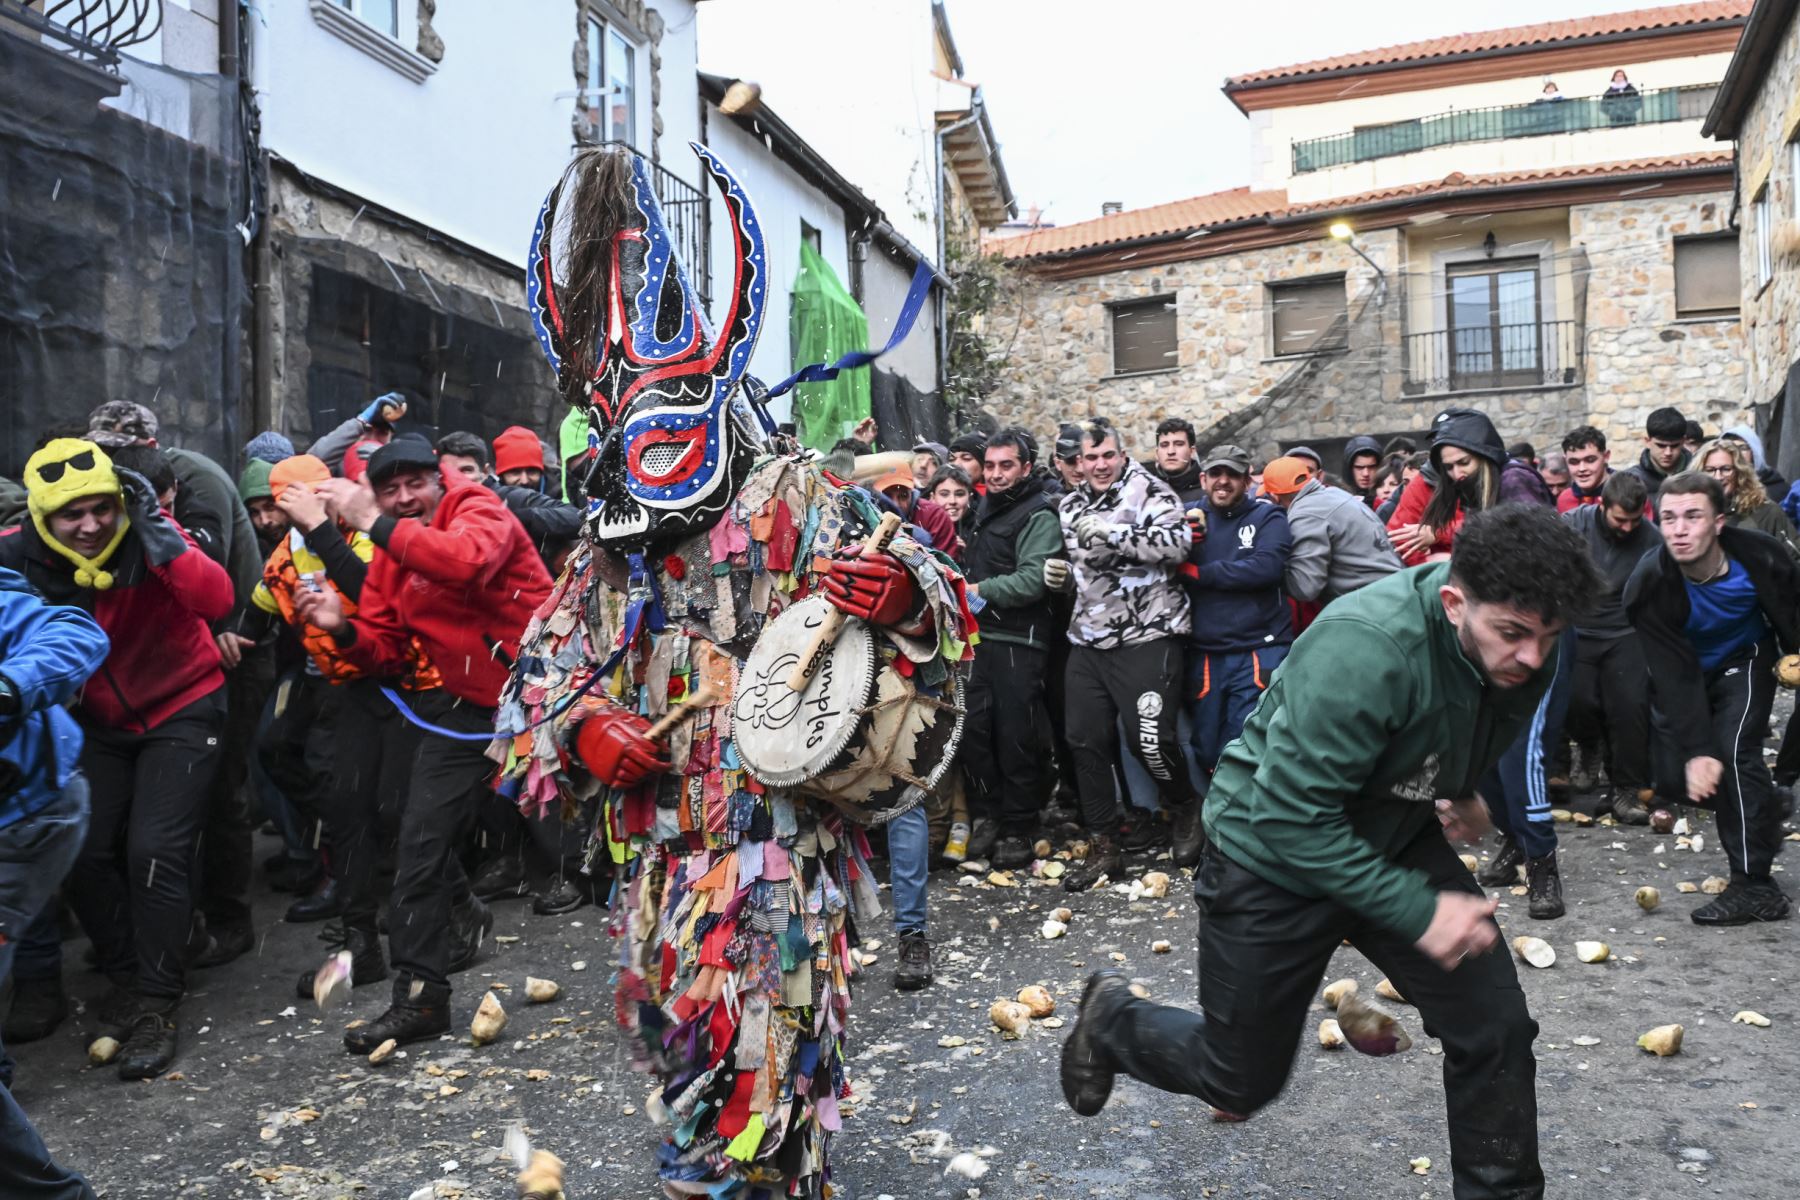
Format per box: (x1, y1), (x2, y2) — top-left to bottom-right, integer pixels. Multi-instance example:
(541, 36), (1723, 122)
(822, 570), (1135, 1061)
(994, 152), (1732, 261)
(1226, 1), (1752, 88)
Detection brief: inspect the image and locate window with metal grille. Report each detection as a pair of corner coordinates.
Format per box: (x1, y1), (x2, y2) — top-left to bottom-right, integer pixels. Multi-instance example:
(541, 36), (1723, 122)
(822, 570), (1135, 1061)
(1267, 276), (1347, 357)
(1673, 235), (1740, 318)
(1110, 296), (1178, 375)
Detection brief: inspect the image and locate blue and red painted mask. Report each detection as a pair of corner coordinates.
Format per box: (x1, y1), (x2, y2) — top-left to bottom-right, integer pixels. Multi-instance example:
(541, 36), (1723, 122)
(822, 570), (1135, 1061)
(526, 142), (767, 550)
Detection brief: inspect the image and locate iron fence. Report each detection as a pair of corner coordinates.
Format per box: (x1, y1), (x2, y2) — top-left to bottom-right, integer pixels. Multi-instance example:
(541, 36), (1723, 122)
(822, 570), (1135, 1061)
(1402, 319), (1582, 395)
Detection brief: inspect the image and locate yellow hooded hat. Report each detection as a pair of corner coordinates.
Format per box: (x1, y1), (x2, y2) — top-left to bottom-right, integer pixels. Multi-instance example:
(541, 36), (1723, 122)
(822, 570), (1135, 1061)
(25, 438), (130, 589)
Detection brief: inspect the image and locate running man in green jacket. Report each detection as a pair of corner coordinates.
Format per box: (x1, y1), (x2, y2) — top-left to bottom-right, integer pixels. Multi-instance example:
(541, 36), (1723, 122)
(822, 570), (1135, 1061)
(1061, 505), (1599, 1200)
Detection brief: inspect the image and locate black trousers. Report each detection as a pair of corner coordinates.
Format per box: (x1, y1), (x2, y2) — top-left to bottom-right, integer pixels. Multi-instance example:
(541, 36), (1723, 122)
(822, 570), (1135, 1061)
(389, 690), (493, 991)
(1065, 639), (1191, 833)
(1565, 632), (1651, 791)
(962, 640), (1052, 834)
(1044, 619), (1079, 799)
(258, 670), (337, 854)
(199, 651), (273, 936)
(72, 690), (228, 1002)
(1664, 641), (1782, 882)
(1096, 833), (1542, 1199)
(327, 680), (420, 927)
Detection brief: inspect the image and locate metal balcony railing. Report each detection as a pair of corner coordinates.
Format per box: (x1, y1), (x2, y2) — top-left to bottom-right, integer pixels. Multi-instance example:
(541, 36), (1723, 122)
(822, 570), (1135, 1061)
(0, 0), (162, 68)
(1403, 319), (1582, 395)
(592, 139), (711, 309)
(1293, 84), (1721, 174)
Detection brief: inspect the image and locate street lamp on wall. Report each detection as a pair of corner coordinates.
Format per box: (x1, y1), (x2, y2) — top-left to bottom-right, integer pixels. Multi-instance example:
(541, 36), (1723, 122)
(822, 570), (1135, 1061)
(1329, 220), (1387, 308)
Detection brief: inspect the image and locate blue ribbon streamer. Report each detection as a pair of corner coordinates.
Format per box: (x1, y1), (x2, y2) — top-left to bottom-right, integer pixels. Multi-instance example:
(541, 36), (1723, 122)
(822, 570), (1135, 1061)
(766, 261), (934, 399)
(380, 552), (669, 742)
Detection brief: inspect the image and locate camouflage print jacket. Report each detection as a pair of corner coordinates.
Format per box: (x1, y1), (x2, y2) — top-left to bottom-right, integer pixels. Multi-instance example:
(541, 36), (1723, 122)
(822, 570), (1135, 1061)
(1058, 458), (1193, 648)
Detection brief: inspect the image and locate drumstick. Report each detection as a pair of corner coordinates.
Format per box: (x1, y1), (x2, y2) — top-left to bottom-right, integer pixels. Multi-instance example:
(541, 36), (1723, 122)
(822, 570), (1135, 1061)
(787, 511), (905, 693)
(642, 684), (717, 742)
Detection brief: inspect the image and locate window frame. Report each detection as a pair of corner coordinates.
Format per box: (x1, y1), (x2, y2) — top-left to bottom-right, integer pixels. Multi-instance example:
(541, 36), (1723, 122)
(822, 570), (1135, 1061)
(1107, 295), (1179, 378)
(337, 0), (399, 38)
(1265, 273), (1348, 360)
(1444, 257), (1544, 390)
(583, 7), (647, 150)
(1754, 185), (1774, 291)
(1671, 233), (1742, 320)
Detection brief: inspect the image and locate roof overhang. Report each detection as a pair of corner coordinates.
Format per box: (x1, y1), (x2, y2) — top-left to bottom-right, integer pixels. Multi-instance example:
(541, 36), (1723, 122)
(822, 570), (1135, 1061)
(935, 86), (1018, 227)
(1703, 0), (1799, 137)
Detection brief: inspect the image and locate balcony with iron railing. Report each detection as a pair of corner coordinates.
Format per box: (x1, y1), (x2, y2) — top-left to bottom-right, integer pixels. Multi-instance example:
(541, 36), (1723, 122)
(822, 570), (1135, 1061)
(1292, 84), (1721, 175)
(1402, 320), (1583, 397)
(588, 139), (712, 309)
(1, 0), (163, 118)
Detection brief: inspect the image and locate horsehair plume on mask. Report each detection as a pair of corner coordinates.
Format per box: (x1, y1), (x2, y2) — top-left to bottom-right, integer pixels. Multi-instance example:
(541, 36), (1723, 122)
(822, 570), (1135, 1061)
(549, 148), (637, 409)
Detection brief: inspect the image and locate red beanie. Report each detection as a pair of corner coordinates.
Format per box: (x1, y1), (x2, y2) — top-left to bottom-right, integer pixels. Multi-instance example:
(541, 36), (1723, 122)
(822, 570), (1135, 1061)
(493, 426), (545, 476)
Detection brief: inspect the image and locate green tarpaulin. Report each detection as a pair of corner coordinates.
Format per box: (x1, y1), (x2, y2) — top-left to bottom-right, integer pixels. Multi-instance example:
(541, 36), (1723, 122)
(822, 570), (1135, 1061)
(789, 240), (871, 451)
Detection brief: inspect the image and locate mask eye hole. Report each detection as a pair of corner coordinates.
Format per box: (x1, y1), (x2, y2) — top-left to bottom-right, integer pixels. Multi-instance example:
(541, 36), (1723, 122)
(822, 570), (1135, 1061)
(639, 443), (687, 476)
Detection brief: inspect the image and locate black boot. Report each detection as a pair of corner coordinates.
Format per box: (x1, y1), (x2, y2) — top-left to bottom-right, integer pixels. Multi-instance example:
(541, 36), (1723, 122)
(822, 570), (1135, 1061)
(285, 877), (344, 923)
(470, 855), (529, 901)
(1691, 880), (1792, 926)
(344, 978), (451, 1054)
(1169, 802), (1204, 869)
(447, 897), (494, 974)
(1118, 816), (1168, 853)
(894, 930), (933, 992)
(1477, 835), (1525, 887)
(2, 976), (67, 1044)
(1060, 970), (1131, 1116)
(1526, 852), (1565, 920)
(192, 921), (255, 969)
(990, 835), (1035, 870)
(1610, 787), (1649, 826)
(295, 922), (389, 1000)
(533, 878), (589, 916)
(1063, 834), (1122, 893)
(116, 1001), (179, 1081)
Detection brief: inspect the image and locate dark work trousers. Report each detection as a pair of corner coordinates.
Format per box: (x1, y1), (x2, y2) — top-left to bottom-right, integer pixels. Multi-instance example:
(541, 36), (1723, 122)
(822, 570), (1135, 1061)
(1772, 707), (1800, 788)
(473, 793), (585, 890)
(254, 675), (314, 867)
(1096, 834), (1542, 1200)
(0, 777), (98, 1200)
(961, 640), (1052, 835)
(1186, 645), (1289, 796)
(1044, 606), (1079, 800)
(199, 650), (274, 939)
(388, 690), (494, 992)
(258, 670), (337, 857)
(1564, 632), (1651, 792)
(70, 690), (227, 1003)
(1480, 628), (1574, 861)
(1065, 639), (1191, 834)
(327, 680), (421, 928)
(1691, 641), (1780, 882)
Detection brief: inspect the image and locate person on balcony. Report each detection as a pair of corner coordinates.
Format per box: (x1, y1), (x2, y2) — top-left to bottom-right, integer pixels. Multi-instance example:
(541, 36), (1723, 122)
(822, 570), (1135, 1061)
(1602, 69), (1642, 125)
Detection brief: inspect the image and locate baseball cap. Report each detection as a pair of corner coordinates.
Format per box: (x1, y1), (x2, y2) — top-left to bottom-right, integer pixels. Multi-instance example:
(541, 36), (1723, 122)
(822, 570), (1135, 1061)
(910, 440), (949, 461)
(1201, 444), (1252, 474)
(1287, 445), (1324, 469)
(871, 465), (916, 497)
(1260, 456), (1314, 497)
(1054, 423), (1084, 461)
(87, 400), (159, 448)
(365, 434), (440, 487)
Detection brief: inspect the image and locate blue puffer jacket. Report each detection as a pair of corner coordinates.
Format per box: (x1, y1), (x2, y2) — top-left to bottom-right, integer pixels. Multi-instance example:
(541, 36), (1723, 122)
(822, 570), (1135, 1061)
(0, 568), (109, 830)
(1183, 495), (1294, 652)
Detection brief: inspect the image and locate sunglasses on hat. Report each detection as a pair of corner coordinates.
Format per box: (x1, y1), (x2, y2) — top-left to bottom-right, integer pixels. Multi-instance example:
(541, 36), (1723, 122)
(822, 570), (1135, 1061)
(36, 449), (96, 484)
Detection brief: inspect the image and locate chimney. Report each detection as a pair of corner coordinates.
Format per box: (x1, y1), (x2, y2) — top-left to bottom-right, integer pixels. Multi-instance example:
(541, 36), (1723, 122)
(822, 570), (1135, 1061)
(1101, 201), (1123, 216)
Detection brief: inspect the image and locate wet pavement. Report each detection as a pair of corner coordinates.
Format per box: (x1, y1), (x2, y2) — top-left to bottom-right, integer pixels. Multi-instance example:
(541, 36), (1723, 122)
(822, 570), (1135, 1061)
(11, 787), (1800, 1200)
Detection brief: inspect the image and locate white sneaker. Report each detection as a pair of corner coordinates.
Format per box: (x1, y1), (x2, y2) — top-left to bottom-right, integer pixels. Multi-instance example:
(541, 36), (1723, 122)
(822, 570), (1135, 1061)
(943, 822), (970, 863)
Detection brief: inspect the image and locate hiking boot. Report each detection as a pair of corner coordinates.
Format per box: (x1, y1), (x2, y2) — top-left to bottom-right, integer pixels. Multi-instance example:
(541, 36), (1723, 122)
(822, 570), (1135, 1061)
(448, 898), (494, 974)
(294, 922), (388, 1000)
(894, 931), (933, 992)
(533, 878), (589, 916)
(1691, 881), (1791, 926)
(942, 821), (970, 864)
(966, 817), (1001, 863)
(1567, 743), (1599, 795)
(1526, 852), (1565, 920)
(2, 976), (67, 1044)
(1477, 835), (1525, 887)
(990, 835), (1035, 871)
(470, 855), (530, 901)
(1610, 787), (1649, 826)
(343, 979), (452, 1054)
(285, 877), (344, 923)
(1060, 970), (1131, 1116)
(1118, 817), (1168, 854)
(116, 1002), (179, 1081)
(192, 921), (255, 969)
(1169, 802), (1204, 869)
(1063, 834), (1122, 893)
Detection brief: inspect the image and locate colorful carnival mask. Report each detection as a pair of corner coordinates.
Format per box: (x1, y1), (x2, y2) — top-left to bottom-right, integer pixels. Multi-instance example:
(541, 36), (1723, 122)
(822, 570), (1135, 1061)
(526, 142), (767, 550)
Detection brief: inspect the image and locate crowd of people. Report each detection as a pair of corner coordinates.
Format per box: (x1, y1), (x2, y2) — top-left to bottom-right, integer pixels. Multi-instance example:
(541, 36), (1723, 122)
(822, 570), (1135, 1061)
(0, 382), (1793, 1194)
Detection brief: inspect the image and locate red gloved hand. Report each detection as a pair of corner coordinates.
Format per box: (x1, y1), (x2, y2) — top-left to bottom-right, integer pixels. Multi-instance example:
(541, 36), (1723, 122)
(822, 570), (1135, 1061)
(574, 706), (671, 790)
(822, 548), (915, 626)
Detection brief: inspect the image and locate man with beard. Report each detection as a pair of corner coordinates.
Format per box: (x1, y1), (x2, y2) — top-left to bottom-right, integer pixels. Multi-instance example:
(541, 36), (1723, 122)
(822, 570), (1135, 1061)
(1627, 472), (1797, 924)
(963, 428), (1063, 869)
(1147, 418), (1204, 504)
(1558, 471), (1660, 829)
(1060, 506), (1598, 1199)
(1622, 407), (1692, 497)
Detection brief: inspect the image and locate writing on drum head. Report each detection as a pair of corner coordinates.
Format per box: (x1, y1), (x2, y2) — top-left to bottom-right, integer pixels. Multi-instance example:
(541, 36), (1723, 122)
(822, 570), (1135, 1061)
(735, 648), (846, 750)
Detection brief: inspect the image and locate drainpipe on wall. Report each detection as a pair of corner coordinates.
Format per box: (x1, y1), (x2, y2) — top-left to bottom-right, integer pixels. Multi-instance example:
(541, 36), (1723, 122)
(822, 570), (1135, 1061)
(219, 0), (246, 457)
(237, 1), (276, 439)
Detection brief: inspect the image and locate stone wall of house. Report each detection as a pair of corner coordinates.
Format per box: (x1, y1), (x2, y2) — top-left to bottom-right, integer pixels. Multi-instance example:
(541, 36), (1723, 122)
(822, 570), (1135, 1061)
(1733, 12), (1800, 421)
(983, 189), (1749, 461)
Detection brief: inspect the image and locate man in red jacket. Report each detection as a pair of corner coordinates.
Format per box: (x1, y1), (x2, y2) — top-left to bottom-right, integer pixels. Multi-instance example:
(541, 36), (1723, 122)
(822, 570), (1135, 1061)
(300, 435), (552, 1050)
(0, 438), (234, 1081)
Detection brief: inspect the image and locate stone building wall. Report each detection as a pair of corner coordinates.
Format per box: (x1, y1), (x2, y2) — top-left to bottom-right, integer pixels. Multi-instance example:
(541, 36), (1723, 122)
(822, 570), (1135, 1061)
(1733, 12), (1800, 416)
(985, 190), (1748, 459)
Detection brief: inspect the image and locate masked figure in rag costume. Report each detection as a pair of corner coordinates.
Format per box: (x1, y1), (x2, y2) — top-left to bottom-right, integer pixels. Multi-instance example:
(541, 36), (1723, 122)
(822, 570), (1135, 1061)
(493, 144), (973, 1197)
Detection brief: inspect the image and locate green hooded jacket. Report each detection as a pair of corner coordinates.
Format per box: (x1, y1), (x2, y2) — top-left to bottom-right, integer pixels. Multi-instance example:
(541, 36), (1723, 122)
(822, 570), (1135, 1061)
(1202, 561), (1553, 942)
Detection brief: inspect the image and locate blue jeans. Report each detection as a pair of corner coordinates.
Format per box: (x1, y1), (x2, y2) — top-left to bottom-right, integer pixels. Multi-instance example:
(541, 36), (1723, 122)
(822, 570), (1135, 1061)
(1186, 646), (1290, 794)
(886, 805), (929, 935)
(1480, 629), (1575, 861)
(0, 776), (98, 1199)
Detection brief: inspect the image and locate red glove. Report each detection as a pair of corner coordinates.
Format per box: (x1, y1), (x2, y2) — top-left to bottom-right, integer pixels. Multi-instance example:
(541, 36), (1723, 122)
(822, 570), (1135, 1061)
(574, 707), (670, 790)
(822, 548), (915, 626)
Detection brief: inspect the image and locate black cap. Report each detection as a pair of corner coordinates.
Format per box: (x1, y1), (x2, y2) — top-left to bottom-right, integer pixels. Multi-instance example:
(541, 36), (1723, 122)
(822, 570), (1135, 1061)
(948, 432), (988, 458)
(1054, 423), (1083, 461)
(365, 433), (439, 487)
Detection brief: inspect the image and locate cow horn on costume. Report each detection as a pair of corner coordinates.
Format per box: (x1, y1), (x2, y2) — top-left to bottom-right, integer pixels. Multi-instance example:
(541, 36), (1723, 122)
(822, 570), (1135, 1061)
(527, 142), (770, 550)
